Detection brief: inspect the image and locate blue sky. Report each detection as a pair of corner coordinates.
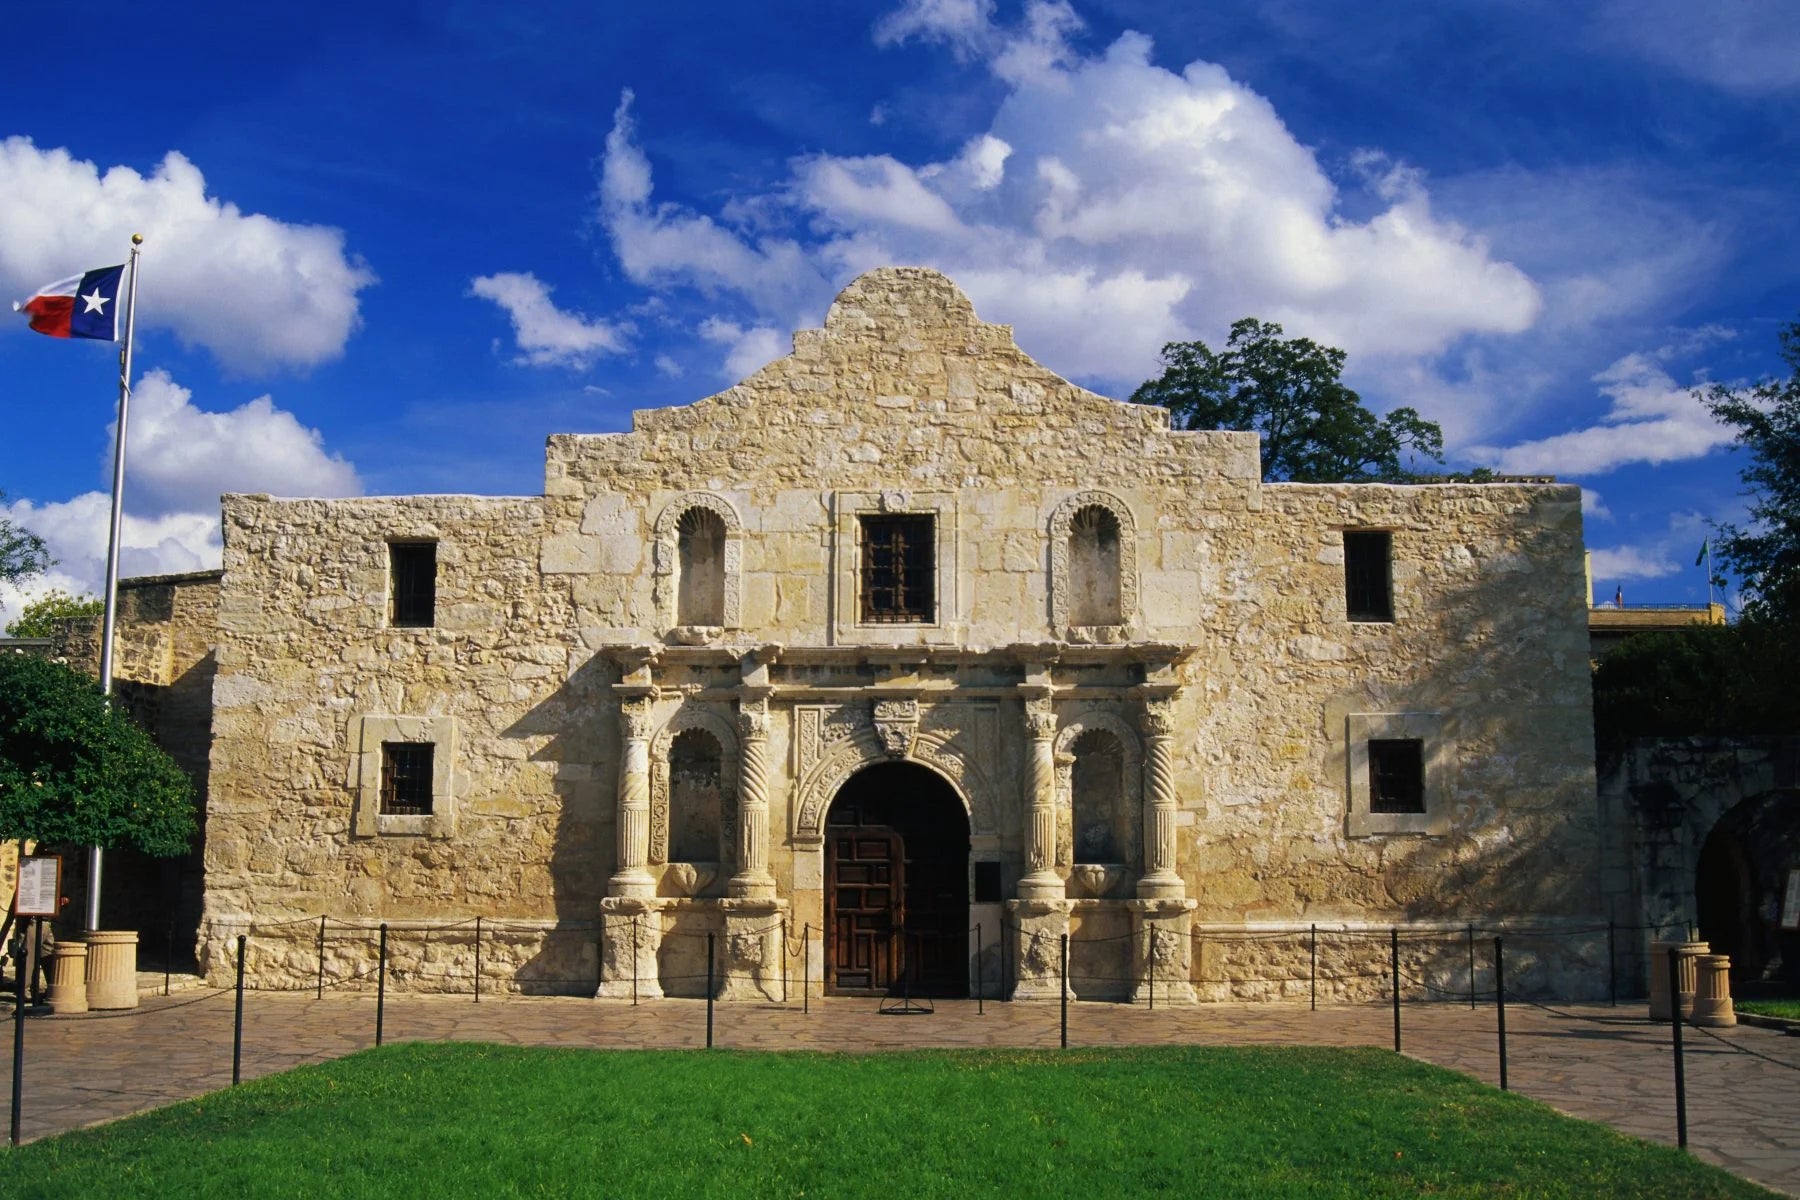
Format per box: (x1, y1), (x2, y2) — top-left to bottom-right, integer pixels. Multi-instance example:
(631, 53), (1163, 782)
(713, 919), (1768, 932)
(4, 0), (1798, 623)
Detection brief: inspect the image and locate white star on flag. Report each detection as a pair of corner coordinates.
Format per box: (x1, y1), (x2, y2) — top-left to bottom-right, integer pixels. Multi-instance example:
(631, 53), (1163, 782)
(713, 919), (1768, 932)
(80, 288), (111, 314)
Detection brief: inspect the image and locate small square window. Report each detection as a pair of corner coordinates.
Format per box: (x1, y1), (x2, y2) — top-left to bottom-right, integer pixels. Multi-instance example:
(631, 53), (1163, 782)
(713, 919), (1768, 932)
(859, 515), (934, 623)
(389, 541), (437, 628)
(973, 861), (1003, 903)
(1344, 531), (1392, 622)
(381, 743), (435, 815)
(1368, 739), (1424, 814)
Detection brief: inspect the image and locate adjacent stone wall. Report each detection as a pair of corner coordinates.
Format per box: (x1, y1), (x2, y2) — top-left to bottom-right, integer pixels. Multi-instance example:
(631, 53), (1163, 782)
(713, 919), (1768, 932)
(199, 268), (1604, 997)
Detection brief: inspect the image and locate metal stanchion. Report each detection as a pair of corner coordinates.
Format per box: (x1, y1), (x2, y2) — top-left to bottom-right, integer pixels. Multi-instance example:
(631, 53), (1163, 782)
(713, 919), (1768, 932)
(975, 923), (984, 1016)
(781, 918), (788, 1005)
(1060, 933), (1069, 1050)
(1668, 947), (1688, 1150)
(376, 923), (388, 1048)
(232, 933), (247, 1086)
(1310, 924), (1317, 1012)
(1148, 928), (1156, 1012)
(315, 915), (326, 1000)
(474, 916), (483, 1003)
(803, 925), (811, 1015)
(1607, 920), (1617, 1007)
(1390, 927), (1401, 1053)
(1466, 923), (1476, 1010)
(165, 917), (175, 998)
(706, 932), (716, 1049)
(632, 916), (640, 1007)
(1494, 937), (1507, 1091)
(12, 916), (32, 1145)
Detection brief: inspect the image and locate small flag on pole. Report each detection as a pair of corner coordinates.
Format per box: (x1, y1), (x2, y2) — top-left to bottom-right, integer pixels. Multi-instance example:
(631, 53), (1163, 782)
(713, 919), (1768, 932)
(1614, 585), (1623, 607)
(12, 265), (126, 341)
(1696, 539), (1708, 567)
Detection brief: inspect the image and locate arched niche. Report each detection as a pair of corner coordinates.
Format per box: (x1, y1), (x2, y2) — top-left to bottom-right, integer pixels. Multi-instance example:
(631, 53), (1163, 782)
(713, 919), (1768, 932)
(1053, 710), (1143, 881)
(1048, 490), (1138, 640)
(653, 493), (742, 640)
(648, 705), (739, 868)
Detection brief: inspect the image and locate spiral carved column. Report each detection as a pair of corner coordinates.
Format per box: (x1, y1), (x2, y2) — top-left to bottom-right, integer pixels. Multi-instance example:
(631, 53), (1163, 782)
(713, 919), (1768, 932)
(728, 698), (776, 899)
(609, 698), (656, 900)
(1018, 699), (1065, 901)
(1137, 698), (1185, 900)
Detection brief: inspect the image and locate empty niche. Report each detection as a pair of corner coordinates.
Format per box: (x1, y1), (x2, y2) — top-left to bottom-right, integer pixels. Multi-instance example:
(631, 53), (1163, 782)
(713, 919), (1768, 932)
(1068, 505), (1122, 627)
(668, 728), (724, 864)
(1071, 729), (1130, 865)
(676, 507), (727, 628)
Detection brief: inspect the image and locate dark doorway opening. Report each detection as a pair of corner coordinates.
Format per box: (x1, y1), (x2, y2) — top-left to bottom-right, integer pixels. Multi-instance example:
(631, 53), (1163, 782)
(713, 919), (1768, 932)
(825, 762), (969, 997)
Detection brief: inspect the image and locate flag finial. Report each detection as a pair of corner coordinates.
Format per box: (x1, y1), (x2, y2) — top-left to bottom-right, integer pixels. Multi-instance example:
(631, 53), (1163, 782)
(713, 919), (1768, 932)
(131, 232), (143, 245)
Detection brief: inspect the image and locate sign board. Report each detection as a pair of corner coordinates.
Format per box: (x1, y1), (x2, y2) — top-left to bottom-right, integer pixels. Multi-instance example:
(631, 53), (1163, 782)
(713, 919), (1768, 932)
(1782, 868), (1800, 931)
(14, 855), (61, 918)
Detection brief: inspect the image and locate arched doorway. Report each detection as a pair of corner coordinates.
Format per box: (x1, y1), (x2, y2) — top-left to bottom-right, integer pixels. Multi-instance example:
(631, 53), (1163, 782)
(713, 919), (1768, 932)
(1695, 789), (1800, 986)
(825, 762), (969, 997)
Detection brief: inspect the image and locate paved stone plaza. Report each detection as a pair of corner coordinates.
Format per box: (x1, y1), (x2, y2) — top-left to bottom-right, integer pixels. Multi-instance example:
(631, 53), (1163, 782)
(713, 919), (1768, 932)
(5, 986), (1796, 1195)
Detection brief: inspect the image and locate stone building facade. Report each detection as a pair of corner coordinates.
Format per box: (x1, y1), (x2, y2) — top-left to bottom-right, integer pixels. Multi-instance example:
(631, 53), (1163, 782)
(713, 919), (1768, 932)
(197, 268), (1603, 1001)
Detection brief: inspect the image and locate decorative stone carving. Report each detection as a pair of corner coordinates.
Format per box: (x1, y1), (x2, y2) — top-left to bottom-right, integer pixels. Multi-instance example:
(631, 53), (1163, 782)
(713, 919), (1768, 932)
(1019, 698), (1063, 900)
(610, 697), (656, 899)
(728, 696), (776, 899)
(1048, 490), (1139, 638)
(652, 492), (743, 638)
(1055, 708), (1144, 878)
(1137, 697), (1184, 901)
(791, 702), (998, 842)
(872, 698), (919, 758)
(648, 705), (739, 867)
(727, 930), (767, 969)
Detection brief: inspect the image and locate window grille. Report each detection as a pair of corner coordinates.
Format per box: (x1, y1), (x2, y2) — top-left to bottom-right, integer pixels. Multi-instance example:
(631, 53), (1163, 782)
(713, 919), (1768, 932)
(1344, 531), (1392, 622)
(859, 514), (934, 623)
(1368, 739), (1425, 814)
(381, 742), (435, 816)
(389, 541), (437, 628)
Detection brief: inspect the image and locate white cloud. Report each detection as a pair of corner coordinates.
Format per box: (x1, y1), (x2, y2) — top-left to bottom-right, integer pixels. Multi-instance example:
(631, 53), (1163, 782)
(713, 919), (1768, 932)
(1589, 544), (1680, 584)
(699, 318), (786, 380)
(1597, 0), (1800, 94)
(1479, 351), (1733, 476)
(468, 272), (632, 368)
(0, 371), (360, 628)
(1581, 488), (1612, 522)
(0, 138), (376, 372)
(595, 11), (1541, 387)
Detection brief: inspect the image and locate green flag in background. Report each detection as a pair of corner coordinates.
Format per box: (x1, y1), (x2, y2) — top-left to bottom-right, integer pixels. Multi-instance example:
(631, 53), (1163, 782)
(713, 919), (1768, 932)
(1696, 540), (1708, 566)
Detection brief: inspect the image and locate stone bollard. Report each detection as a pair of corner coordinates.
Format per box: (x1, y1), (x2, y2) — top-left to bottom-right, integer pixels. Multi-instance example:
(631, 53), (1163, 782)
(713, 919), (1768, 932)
(1648, 939), (1707, 1022)
(85, 929), (140, 1010)
(1689, 954), (1736, 1027)
(48, 941), (89, 1014)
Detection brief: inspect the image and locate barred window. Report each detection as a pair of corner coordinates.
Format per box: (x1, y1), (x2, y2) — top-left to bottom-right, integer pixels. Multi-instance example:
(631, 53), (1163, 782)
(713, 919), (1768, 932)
(859, 515), (934, 623)
(389, 541), (437, 628)
(1368, 739), (1425, 814)
(381, 743), (435, 816)
(1344, 531), (1392, 622)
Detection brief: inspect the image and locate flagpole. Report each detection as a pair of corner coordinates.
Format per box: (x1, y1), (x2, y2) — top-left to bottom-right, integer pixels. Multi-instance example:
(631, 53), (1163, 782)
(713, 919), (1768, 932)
(1706, 542), (1715, 610)
(88, 232), (142, 933)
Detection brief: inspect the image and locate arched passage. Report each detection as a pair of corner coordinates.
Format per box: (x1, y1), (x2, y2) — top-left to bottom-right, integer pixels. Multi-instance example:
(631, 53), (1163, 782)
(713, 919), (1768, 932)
(1695, 789), (1800, 986)
(825, 761), (969, 996)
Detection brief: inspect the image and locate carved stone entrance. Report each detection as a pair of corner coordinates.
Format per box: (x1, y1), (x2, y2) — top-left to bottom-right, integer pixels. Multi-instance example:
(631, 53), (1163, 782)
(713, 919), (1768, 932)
(825, 762), (969, 996)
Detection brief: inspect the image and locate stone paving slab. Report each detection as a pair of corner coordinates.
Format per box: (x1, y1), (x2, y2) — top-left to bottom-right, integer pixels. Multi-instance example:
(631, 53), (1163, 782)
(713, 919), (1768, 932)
(5, 992), (1797, 1195)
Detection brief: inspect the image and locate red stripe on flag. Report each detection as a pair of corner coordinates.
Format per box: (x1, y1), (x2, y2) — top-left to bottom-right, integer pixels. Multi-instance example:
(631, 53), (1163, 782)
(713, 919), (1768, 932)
(21, 295), (75, 337)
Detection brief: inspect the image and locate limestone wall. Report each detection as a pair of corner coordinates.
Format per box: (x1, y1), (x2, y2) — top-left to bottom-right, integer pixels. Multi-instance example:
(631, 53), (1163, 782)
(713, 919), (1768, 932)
(198, 267), (1602, 997)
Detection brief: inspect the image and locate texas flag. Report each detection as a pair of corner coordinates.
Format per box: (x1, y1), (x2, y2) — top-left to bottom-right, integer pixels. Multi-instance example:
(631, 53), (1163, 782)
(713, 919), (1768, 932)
(12, 264), (126, 340)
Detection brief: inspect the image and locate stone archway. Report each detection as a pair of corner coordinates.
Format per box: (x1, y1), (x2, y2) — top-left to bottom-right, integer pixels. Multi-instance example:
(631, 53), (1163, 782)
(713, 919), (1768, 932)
(1695, 789), (1800, 985)
(824, 761), (970, 997)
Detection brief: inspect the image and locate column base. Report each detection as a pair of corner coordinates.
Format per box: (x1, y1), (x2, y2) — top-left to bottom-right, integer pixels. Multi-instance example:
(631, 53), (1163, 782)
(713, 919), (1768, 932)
(717, 898), (789, 1002)
(1134, 872), (1187, 903)
(1006, 899), (1073, 1001)
(597, 899), (664, 1000)
(1126, 899), (1197, 1005)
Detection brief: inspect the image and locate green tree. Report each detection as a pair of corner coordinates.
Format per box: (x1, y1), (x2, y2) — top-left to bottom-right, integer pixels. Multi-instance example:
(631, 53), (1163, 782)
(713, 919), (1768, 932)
(0, 490), (52, 586)
(0, 653), (195, 856)
(5, 590), (103, 638)
(1130, 319), (1446, 482)
(1702, 317), (1800, 622)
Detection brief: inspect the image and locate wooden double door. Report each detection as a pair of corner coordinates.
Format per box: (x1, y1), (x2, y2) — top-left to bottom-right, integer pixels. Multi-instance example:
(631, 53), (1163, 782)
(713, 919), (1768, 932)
(824, 764), (969, 996)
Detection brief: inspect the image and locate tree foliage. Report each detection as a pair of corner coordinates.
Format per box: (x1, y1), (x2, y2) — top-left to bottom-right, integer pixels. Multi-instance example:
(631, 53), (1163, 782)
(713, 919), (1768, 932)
(0, 490), (52, 587)
(1702, 317), (1800, 622)
(1592, 622), (1800, 757)
(1130, 319), (1446, 483)
(0, 653), (196, 856)
(5, 590), (103, 639)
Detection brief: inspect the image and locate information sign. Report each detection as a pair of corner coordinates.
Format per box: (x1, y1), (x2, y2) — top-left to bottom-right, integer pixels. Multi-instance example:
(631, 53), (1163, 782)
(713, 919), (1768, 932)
(14, 855), (60, 918)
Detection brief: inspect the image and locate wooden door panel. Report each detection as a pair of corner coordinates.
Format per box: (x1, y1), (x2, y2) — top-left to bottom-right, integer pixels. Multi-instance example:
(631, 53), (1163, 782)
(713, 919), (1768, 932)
(826, 828), (903, 993)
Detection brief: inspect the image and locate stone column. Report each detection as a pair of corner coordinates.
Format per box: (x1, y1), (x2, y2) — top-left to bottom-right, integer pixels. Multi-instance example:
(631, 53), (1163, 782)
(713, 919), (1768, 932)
(727, 698), (776, 900)
(1136, 698), (1185, 901)
(609, 695), (656, 900)
(596, 899), (663, 1000)
(1018, 698), (1064, 901)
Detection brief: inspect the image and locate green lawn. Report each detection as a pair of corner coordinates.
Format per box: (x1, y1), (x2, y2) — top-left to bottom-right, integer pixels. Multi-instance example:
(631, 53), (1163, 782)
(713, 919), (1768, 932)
(0, 1044), (1775, 1199)
(1736, 999), (1800, 1020)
